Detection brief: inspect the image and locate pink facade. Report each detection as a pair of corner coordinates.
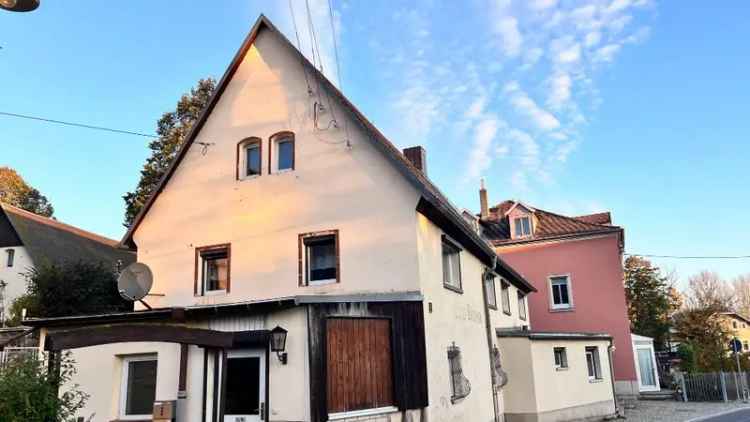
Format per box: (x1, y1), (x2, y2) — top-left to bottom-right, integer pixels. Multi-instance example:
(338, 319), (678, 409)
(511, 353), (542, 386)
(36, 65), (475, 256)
(497, 234), (637, 384)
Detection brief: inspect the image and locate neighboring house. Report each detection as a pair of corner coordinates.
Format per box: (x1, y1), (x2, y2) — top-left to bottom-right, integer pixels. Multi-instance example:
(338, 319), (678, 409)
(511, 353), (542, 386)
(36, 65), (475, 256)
(0, 202), (134, 325)
(25, 16), (616, 422)
(720, 312), (750, 352)
(476, 186), (639, 397)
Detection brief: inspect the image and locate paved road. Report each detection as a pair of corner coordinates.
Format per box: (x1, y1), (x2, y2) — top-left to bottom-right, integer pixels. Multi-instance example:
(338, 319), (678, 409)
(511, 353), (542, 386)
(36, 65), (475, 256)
(697, 408), (750, 422)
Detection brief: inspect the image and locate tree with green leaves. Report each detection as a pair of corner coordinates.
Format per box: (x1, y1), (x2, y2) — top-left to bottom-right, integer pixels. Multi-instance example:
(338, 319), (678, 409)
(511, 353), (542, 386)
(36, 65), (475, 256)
(623, 256), (678, 350)
(0, 351), (88, 422)
(123, 78), (216, 227)
(7, 261), (131, 325)
(0, 167), (54, 217)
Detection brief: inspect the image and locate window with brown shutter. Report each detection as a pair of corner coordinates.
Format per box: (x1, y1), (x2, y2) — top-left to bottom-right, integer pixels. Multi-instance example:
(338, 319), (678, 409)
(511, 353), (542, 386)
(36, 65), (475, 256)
(326, 318), (394, 415)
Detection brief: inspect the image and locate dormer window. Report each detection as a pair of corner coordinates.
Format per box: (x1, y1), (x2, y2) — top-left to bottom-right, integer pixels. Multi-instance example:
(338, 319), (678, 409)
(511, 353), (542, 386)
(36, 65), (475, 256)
(237, 137), (262, 179)
(271, 132), (295, 173)
(514, 216), (532, 238)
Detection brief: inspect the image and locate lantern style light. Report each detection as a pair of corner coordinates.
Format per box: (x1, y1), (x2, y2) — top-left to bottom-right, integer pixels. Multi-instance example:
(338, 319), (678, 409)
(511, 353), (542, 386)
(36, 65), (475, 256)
(270, 326), (288, 365)
(0, 0), (39, 12)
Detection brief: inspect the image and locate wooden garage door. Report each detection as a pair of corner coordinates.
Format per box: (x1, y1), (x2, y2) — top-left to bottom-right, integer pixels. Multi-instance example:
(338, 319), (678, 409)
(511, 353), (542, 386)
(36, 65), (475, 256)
(326, 318), (394, 413)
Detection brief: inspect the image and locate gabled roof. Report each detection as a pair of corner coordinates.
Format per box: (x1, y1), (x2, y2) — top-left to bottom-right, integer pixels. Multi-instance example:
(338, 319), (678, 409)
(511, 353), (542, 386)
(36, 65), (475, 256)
(0, 203), (135, 268)
(117, 15), (534, 293)
(720, 312), (750, 325)
(481, 200), (622, 247)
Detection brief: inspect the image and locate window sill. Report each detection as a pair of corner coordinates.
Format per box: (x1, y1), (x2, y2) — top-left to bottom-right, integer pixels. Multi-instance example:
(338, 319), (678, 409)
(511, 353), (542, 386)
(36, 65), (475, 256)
(503, 310), (512, 316)
(451, 394), (469, 404)
(239, 174), (261, 181)
(443, 283), (464, 294)
(272, 168), (294, 175)
(549, 306), (574, 313)
(589, 378), (604, 383)
(307, 278), (338, 286)
(555, 367), (569, 371)
(329, 406), (399, 420)
(203, 289), (227, 296)
(487, 304), (498, 311)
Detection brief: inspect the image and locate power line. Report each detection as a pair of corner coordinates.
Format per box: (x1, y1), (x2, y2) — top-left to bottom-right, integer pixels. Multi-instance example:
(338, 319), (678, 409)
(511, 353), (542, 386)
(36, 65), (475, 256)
(0, 111), (156, 138)
(625, 253), (750, 260)
(326, 0), (343, 90)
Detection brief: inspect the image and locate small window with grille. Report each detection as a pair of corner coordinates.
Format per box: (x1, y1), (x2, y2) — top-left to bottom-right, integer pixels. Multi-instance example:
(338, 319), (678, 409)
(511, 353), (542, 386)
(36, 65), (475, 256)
(447, 343), (471, 403)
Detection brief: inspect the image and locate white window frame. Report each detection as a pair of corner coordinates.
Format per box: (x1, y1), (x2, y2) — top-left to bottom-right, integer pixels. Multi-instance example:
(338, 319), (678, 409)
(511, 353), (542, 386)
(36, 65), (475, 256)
(585, 347), (602, 381)
(119, 355), (158, 420)
(198, 246), (230, 296)
(500, 280), (511, 315)
(5, 249), (14, 268)
(271, 133), (295, 174)
(301, 230), (339, 286)
(238, 138), (262, 180)
(548, 274), (573, 310)
(513, 216), (532, 238)
(441, 236), (462, 292)
(484, 274), (497, 309)
(553, 347), (568, 369)
(518, 291), (527, 320)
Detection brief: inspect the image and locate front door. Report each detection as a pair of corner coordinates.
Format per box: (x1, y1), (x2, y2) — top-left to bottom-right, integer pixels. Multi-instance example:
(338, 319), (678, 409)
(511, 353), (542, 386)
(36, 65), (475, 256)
(224, 349), (266, 422)
(636, 346), (659, 392)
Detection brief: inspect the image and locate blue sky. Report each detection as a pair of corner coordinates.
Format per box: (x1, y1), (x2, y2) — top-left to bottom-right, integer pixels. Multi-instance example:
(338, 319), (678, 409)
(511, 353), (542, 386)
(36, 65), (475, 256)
(1, 1), (748, 285)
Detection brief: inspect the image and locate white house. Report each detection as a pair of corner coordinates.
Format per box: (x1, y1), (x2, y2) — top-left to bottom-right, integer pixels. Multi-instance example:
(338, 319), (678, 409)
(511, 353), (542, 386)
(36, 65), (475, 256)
(0, 203), (134, 326)
(26, 15), (616, 422)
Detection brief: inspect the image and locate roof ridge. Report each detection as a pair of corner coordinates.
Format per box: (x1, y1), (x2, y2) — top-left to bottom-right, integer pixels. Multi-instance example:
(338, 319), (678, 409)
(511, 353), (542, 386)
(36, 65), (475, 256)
(1, 202), (119, 247)
(533, 207), (618, 230)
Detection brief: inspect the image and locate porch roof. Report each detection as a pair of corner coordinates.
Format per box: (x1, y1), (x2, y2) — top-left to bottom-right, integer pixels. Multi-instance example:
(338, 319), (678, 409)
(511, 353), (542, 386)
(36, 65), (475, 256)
(23, 292), (424, 328)
(496, 329), (612, 341)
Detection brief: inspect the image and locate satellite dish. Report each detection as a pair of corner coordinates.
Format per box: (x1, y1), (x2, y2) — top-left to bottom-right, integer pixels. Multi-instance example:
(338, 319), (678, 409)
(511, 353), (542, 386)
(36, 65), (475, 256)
(117, 262), (153, 302)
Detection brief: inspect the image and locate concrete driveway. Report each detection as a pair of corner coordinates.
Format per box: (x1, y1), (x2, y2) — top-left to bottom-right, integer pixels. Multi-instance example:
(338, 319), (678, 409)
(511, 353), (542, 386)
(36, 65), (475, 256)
(624, 401), (750, 422)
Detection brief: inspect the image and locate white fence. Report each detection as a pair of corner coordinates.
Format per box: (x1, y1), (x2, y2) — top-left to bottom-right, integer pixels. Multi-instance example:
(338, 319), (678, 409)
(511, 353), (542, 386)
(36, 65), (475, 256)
(0, 347), (40, 367)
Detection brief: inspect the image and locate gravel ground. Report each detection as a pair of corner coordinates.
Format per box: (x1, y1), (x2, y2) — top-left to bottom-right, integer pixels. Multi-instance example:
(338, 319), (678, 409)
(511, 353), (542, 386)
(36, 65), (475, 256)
(623, 400), (750, 422)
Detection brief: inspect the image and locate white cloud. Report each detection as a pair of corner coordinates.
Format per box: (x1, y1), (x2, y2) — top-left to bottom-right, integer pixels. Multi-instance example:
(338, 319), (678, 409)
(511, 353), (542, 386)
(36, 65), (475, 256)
(466, 116), (503, 180)
(585, 31), (602, 48)
(495, 16), (523, 58)
(547, 72), (572, 110)
(593, 43), (622, 63)
(528, 0), (558, 11)
(507, 86), (561, 131)
(465, 96), (487, 120)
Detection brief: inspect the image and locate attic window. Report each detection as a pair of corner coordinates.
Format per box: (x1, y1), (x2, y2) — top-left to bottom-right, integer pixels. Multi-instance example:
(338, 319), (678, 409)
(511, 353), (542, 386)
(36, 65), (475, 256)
(271, 132), (295, 173)
(514, 216), (532, 238)
(237, 137), (262, 179)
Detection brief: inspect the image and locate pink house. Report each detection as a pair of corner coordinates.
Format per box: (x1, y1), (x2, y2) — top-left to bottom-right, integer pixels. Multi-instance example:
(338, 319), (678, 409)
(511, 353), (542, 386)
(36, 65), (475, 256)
(477, 186), (639, 397)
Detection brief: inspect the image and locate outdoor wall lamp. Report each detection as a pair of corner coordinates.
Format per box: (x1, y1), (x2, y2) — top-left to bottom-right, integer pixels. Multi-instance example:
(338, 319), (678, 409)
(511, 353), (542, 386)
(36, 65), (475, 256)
(270, 326), (288, 365)
(0, 0), (39, 12)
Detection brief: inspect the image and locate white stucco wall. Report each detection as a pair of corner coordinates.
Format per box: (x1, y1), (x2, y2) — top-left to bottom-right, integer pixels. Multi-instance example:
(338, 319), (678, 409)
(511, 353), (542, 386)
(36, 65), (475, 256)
(0, 246), (33, 321)
(132, 28), (421, 310)
(498, 337), (615, 419)
(62, 308), (311, 422)
(416, 213), (497, 422)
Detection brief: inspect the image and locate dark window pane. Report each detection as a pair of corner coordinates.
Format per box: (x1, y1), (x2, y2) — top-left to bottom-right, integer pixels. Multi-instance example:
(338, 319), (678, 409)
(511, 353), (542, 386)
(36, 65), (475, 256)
(552, 285), (561, 304)
(6, 249), (13, 267)
(246, 144), (261, 176)
(514, 219), (523, 237)
(126, 360), (157, 415)
(559, 285), (569, 304)
(202, 249), (229, 291)
(225, 357), (261, 415)
(277, 139), (293, 171)
(306, 236), (336, 282)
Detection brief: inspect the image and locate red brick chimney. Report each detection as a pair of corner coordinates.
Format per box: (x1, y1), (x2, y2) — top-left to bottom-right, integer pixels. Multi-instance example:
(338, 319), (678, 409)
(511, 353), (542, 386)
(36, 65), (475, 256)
(403, 146), (427, 175)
